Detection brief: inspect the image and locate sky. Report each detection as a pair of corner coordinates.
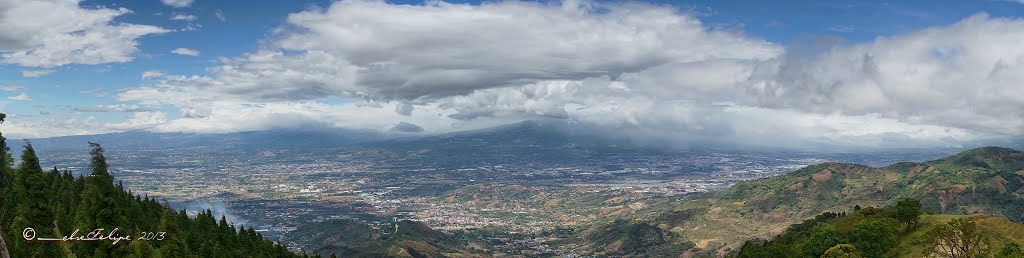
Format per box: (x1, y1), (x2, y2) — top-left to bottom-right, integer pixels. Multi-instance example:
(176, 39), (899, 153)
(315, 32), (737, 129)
(1, 0), (1023, 150)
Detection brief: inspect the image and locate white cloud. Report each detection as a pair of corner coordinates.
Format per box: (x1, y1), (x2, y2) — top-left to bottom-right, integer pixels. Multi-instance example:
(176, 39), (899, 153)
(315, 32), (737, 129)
(142, 70), (165, 79)
(0, 116), (110, 138)
(160, 0), (193, 8)
(79, 88), (108, 97)
(163, 0), (777, 102)
(171, 48), (200, 56)
(214, 10), (226, 22)
(8, 93), (31, 101)
(74, 104), (154, 113)
(21, 69), (54, 77)
(61, 2), (1024, 149)
(106, 112), (168, 130)
(0, 85), (24, 92)
(170, 14), (197, 21)
(0, 0), (169, 68)
(742, 13), (1024, 137)
(827, 25), (853, 33)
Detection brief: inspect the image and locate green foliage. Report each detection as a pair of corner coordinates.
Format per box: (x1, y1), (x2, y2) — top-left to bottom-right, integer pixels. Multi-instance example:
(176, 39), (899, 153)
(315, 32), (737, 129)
(736, 239), (797, 258)
(849, 218), (899, 258)
(923, 218), (994, 258)
(800, 225), (847, 257)
(735, 199), (914, 258)
(893, 198), (922, 230)
(997, 242), (1023, 258)
(10, 142), (60, 257)
(0, 137), (298, 257)
(821, 244), (864, 258)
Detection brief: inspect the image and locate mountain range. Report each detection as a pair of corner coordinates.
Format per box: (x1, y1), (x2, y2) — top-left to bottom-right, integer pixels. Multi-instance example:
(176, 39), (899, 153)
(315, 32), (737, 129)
(10, 120), (962, 168)
(273, 146), (1024, 257)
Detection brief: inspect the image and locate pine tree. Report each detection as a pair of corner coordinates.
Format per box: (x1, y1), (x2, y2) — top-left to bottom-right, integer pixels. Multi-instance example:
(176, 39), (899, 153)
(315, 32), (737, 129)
(158, 209), (191, 257)
(0, 114), (299, 257)
(75, 142), (120, 257)
(0, 113), (11, 258)
(10, 142), (60, 257)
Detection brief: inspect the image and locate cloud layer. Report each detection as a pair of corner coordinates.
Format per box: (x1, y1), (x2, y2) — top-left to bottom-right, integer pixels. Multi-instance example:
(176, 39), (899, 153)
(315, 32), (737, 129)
(5, 0), (1023, 150)
(149, 0), (777, 102)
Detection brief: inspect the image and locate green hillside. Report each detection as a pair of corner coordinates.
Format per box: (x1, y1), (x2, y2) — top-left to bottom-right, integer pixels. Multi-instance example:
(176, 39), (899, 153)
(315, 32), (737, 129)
(653, 146), (1024, 255)
(582, 219), (692, 257)
(893, 214), (1024, 258)
(736, 201), (1024, 258)
(294, 219), (473, 258)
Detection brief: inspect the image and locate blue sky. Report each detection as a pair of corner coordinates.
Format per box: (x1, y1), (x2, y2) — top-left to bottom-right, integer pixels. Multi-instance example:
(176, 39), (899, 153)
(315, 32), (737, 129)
(2, 0), (1024, 149)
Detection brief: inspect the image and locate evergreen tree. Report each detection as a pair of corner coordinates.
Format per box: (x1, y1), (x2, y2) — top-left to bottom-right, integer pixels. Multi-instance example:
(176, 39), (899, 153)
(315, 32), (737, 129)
(157, 209), (191, 257)
(10, 142), (59, 257)
(75, 142), (121, 257)
(0, 113), (11, 258)
(0, 115), (299, 257)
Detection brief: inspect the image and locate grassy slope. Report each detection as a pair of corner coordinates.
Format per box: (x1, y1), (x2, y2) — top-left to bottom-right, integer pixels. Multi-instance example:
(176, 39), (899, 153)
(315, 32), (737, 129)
(294, 219), (470, 257)
(892, 214), (1024, 258)
(661, 147), (1024, 255)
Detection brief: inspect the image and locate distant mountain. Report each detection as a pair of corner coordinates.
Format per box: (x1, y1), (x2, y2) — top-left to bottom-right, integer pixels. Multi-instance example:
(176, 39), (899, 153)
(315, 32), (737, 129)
(357, 120), (669, 167)
(8, 129), (383, 154)
(641, 146), (1024, 255)
(10, 120), (958, 168)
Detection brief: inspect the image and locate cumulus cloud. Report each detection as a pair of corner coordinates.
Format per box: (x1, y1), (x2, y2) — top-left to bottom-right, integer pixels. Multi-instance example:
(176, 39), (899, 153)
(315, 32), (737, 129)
(21, 69), (54, 77)
(0, 0), (169, 67)
(152, 0), (776, 102)
(171, 48), (200, 56)
(89, 1), (1024, 149)
(7, 93), (31, 101)
(161, 0), (193, 8)
(742, 13), (1024, 137)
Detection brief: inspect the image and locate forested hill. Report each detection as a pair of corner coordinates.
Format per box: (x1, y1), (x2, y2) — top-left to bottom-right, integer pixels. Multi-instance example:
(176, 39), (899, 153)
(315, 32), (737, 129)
(0, 114), (303, 257)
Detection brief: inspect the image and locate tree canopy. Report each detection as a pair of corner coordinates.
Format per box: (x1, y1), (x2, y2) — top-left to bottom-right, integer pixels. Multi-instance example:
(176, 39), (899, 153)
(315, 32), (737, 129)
(0, 113), (302, 257)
